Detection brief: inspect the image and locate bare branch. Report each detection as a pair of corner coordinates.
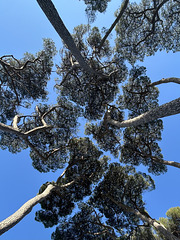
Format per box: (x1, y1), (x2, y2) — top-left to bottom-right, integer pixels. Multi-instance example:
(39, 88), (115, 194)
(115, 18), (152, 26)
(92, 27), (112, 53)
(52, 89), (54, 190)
(134, 148), (180, 169)
(106, 97), (180, 128)
(59, 63), (81, 86)
(150, 77), (180, 86)
(35, 106), (47, 126)
(98, 0), (129, 52)
(36, 0), (95, 75)
(12, 115), (20, 130)
(24, 125), (53, 136)
(92, 208), (117, 240)
(151, 156), (180, 169)
(0, 122), (24, 137)
(0, 53), (43, 71)
(0, 184), (56, 236)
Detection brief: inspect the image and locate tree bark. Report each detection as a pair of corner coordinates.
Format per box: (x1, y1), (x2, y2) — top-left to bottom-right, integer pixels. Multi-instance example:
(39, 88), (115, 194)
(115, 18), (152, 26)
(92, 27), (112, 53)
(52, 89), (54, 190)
(134, 149), (180, 169)
(0, 122), (25, 136)
(0, 184), (55, 236)
(98, 0), (129, 52)
(106, 97), (180, 128)
(151, 156), (180, 169)
(36, 0), (95, 75)
(150, 77), (180, 86)
(107, 195), (180, 240)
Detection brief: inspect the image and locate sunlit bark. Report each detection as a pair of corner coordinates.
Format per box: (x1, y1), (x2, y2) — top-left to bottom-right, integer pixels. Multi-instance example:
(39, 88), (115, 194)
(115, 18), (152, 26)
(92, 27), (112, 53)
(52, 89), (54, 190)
(0, 184), (55, 236)
(106, 97), (180, 128)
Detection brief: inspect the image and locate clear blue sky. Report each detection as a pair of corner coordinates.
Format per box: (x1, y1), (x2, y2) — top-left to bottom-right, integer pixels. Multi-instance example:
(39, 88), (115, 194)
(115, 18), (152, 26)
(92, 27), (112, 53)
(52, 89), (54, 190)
(0, 1), (180, 239)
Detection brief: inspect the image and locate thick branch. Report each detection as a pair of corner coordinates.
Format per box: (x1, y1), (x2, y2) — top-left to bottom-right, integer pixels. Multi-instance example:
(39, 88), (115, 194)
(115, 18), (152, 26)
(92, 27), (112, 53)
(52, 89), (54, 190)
(36, 0), (95, 75)
(107, 195), (179, 240)
(24, 125), (53, 136)
(0, 177), (77, 236)
(151, 156), (180, 169)
(0, 122), (24, 137)
(23, 137), (48, 162)
(150, 77), (180, 86)
(0, 53), (42, 71)
(98, 0), (129, 52)
(12, 115), (20, 131)
(106, 97), (180, 128)
(0, 184), (56, 236)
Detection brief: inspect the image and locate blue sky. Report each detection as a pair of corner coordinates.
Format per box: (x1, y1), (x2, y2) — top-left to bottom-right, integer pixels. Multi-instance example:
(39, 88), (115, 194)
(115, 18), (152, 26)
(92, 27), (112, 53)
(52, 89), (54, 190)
(0, 1), (180, 239)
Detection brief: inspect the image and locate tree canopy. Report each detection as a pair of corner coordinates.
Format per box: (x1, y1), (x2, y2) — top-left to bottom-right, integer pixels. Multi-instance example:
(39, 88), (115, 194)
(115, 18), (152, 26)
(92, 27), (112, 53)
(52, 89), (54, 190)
(0, 0), (180, 239)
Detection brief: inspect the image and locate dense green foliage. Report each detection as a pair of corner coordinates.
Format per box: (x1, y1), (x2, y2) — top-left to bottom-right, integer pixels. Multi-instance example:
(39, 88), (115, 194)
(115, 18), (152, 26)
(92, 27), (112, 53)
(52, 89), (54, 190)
(158, 207), (180, 239)
(1, 0), (180, 239)
(79, 0), (112, 22)
(116, 0), (180, 63)
(0, 39), (56, 123)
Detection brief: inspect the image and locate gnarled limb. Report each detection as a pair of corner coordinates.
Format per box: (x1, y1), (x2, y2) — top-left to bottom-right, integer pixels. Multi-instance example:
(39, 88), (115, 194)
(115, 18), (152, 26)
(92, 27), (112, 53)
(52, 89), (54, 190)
(98, 0), (129, 52)
(0, 122), (24, 137)
(0, 176), (78, 236)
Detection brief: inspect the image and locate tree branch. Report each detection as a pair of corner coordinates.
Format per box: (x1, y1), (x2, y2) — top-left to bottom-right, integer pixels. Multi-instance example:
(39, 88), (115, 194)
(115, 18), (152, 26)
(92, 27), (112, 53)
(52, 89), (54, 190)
(106, 97), (180, 128)
(106, 195), (179, 240)
(150, 77), (180, 86)
(98, 0), (129, 52)
(0, 122), (24, 137)
(92, 208), (117, 239)
(151, 156), (180, 169)
(12, 115), (20, 131)
(24, 125), (53, 136)
(0, 53), (43, 71)
(0, 176), (78, 236)
(0, 184), (56, 236)
(36, 0), (95, 75)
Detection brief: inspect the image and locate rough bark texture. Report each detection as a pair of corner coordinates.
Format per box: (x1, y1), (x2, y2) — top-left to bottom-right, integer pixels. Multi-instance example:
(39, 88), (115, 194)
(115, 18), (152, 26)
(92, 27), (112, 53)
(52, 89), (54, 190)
(106, 97), (180, 128)
(107, 195), (180, 240)
(37, 0), (95, 75)
(0, 184), (55, 236)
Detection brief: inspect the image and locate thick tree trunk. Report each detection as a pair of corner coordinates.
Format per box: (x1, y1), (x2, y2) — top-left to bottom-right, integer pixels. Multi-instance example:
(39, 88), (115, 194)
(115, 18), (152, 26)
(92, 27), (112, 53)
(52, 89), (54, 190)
(106, 97), (180, 128)
(0, 184), (55, 236)
(36, 0), (95, 75)
(107, 195), (180, 240)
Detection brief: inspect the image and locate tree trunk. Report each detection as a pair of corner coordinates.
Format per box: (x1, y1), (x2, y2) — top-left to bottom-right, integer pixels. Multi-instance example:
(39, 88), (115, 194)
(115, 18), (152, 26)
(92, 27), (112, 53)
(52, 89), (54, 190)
(36, 0), (95, 75)
(0, 184), (55, 236)
(107, 195), (180, 240)
(106, 97), (180, 128)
